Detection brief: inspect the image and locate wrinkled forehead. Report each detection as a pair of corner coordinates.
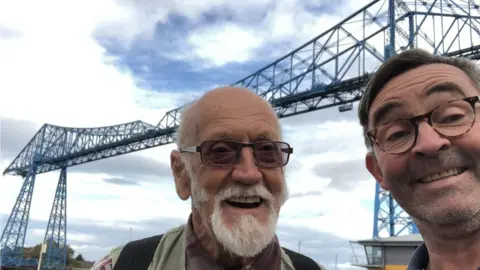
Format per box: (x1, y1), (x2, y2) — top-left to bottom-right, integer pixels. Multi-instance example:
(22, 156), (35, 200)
(368, 63), (478, 128)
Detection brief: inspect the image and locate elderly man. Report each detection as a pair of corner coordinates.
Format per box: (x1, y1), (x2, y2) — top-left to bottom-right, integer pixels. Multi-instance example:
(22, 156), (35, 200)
(92, 87), (325, 270)
(358, 48), (480, 269)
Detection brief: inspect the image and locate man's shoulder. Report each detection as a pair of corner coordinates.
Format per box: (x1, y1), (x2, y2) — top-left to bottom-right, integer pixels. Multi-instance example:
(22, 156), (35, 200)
(90, 224), (186, 270)
(281, 247), (327, 270)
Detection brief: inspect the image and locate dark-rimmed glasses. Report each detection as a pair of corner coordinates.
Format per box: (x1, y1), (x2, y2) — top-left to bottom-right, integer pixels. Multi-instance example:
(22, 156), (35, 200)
(180, 140), (293, 168)
(367, 96), (479, 155)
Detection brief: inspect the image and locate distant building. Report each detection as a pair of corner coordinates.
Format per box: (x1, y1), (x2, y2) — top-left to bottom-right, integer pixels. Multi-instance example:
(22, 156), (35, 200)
(349, 234), (423, 270)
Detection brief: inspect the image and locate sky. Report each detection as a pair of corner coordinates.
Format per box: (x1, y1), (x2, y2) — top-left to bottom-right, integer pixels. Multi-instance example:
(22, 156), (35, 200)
(0, 0), (479, 269)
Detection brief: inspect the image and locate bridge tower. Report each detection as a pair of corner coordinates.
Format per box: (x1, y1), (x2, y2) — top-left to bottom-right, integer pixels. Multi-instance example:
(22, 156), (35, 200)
(372, 0), (419, 238)
(0, 128), (68, 269)
(38, 168), (68, 270)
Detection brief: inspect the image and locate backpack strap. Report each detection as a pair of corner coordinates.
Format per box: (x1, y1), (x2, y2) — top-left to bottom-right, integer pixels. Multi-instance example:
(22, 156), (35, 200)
(113, 234), (321, 270)
(113, 234), (164, 270)
(282, 247), (322, 270)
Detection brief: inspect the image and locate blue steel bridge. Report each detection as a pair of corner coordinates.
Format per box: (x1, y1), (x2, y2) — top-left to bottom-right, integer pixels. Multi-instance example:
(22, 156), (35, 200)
(1, 0), (480, 269)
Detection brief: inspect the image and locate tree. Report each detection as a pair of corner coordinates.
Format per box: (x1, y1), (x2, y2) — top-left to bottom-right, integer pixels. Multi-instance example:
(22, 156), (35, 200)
(75, 254), (84, 262)
(21, 243), (93, 268)
(66, 245), (76, 265)
(23, 244), (43, 259)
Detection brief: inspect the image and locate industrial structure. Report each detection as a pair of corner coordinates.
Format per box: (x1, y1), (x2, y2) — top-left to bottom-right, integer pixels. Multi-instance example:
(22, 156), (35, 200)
(350, 234), (424, 270)
(1, 0), (479, 268)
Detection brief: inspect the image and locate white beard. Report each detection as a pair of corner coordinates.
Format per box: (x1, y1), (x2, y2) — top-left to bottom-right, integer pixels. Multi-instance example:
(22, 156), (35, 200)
(187, 164), (288, 258)
(191, 183), (286, 257)
(210, 196), (279, 258)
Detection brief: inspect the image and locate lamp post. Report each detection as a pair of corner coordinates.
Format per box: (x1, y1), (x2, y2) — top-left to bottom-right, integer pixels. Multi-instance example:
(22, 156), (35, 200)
(0, 218), (4, 270)
(0, 242), (3, 270)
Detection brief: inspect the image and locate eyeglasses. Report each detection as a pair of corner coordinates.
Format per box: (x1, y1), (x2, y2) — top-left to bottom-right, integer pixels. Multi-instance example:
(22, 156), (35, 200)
(367, 96), (479, 155)
(179, 140), (293, 168)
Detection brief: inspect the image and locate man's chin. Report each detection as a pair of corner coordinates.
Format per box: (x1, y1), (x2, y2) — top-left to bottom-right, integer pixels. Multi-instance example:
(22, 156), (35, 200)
(211, 207), (278, 258)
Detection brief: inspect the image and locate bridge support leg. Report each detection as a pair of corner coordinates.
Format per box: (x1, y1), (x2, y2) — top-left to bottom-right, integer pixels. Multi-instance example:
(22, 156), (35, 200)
(373, 182), (418, 238)
(0, 163), (38, 267)
(39, 168), (67, 270)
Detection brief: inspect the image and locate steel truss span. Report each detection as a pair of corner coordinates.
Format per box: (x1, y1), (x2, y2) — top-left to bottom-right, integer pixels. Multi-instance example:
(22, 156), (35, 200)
(1, 0), (479, 268)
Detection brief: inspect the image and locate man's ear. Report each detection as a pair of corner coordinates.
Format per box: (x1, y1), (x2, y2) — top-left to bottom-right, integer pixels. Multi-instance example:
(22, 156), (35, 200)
(170, 150), (191, 200)
(365, 151), (389, 190)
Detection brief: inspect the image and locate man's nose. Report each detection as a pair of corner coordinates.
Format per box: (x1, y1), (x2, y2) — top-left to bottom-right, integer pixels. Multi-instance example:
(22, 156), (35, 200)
(411, 122), (451, 157)
(231, 147), (262, 184)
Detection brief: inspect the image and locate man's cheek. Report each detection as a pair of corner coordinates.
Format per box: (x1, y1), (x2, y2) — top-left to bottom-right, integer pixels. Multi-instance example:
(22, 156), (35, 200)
(380, 155), (411, 178)
(382, 168), (414, 196)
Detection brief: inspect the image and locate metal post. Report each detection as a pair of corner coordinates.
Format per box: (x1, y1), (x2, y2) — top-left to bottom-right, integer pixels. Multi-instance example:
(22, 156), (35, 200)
(388, 0), (396, 55)
(335, 253), (338, 270)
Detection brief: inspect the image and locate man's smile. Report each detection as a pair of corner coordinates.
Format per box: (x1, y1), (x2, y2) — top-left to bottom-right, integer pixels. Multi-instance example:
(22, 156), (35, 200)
(417, 167), (468, 183)
(224, 196), (264, 209)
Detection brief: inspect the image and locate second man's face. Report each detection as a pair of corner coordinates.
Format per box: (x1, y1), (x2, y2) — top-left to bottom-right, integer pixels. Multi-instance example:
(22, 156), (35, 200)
(366, 63), (480, 228)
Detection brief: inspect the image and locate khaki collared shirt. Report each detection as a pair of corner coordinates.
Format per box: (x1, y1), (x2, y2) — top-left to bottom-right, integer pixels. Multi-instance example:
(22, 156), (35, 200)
(92, 219), (310, 270)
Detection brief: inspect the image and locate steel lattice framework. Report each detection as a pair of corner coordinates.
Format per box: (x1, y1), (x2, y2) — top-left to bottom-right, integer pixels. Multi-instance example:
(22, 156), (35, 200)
(1, 0), (479, 268)
(39, 168), (67, 270)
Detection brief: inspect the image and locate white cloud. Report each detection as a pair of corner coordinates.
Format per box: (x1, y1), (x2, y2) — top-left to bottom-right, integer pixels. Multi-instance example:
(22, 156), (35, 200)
(169, 0), (368, 67)
(0, 0), (182, 128)
(280, 181), (374, 239)
(94, 0), (372, 68)
(30, 229), (96, 243)
(92, 0), (274, 53)
(186, 24), (264, 67)
(279, 118), (374, 240)
(68, 232), (98, 243)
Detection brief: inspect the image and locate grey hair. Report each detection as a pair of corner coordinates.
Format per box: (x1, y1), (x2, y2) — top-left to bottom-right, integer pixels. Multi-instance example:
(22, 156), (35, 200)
(175, 101), (196, 150)
(357, 48), (480, 150)
(173, 101), (198, 190)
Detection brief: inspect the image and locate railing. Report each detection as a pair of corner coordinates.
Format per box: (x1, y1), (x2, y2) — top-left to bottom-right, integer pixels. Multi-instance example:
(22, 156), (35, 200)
(350, 255), (384, 266)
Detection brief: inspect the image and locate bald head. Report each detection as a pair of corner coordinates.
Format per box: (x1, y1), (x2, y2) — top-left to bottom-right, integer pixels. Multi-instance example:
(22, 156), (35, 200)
(176, 86), (280, 149)
(198, 86), (271, 108)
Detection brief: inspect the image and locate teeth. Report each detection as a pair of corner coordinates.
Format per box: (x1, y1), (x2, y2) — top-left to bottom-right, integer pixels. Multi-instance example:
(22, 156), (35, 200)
(227, 196), (261, 204)
(420, 168), (465, 183)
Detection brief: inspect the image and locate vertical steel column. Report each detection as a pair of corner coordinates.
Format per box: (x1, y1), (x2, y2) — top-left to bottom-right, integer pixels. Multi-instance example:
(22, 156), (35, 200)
(0, 155), (40, 267)
(39, 168), (67, 270)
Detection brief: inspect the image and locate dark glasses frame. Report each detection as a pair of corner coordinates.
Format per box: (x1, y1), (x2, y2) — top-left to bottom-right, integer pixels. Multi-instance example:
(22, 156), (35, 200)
(179, 139), (293, 168)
